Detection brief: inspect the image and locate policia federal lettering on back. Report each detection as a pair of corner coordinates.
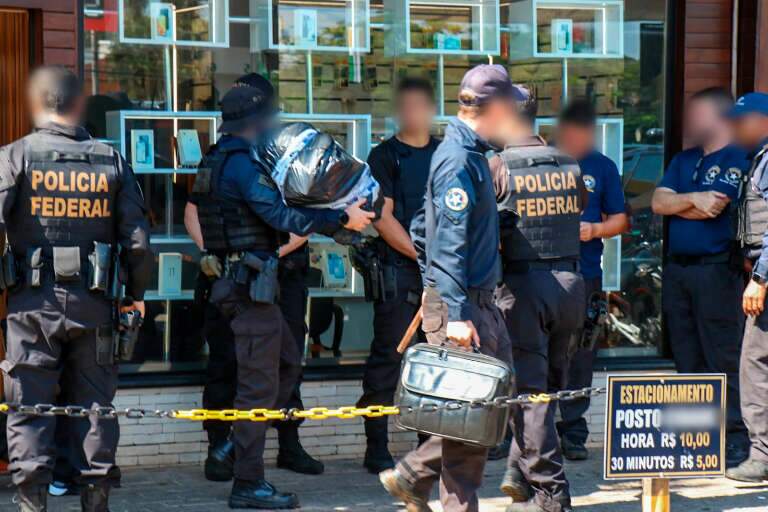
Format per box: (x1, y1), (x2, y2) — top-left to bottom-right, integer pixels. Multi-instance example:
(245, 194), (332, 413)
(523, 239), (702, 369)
(0, 67), (152, 512)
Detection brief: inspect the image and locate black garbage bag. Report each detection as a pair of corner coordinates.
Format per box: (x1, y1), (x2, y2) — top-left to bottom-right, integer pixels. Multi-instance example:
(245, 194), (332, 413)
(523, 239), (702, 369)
(256, 122), (382, 214)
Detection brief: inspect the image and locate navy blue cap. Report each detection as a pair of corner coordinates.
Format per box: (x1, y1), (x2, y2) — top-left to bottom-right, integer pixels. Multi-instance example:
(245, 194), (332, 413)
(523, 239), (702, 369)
(458, 65), (525, 106)
(219, 85), (278, 132)
(728, 92), (768, 118)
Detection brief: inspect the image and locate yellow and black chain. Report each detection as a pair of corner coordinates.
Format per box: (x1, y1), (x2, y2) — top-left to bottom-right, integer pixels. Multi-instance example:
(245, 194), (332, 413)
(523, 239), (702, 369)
(0, 386), (604, 422)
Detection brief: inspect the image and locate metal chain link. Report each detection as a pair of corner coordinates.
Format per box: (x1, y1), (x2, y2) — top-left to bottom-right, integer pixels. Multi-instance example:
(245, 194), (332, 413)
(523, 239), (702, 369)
(0, 386), (604, 422)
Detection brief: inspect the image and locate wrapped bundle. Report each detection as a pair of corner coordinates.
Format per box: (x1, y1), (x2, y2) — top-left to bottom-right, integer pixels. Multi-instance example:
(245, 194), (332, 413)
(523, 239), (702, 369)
(257, 122), (381, 213)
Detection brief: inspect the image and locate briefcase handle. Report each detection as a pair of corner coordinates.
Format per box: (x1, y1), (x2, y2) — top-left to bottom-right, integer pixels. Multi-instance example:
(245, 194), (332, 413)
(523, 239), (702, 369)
(397, 306), (423, 354)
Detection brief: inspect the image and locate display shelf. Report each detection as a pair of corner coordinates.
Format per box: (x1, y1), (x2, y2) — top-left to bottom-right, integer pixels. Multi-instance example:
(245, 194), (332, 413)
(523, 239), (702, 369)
(536, 116), (624, 290)
(119, 0), (229, 47)
(507, 0), (623, 59)
(249, 0), (370, 53)
(384, 0), (499, 55)
(105, 110), (220, 174)
(307, 234), (365, 298)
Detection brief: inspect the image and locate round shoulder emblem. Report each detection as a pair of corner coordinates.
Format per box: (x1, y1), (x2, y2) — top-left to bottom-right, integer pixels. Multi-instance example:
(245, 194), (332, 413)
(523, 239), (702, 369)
(445, 187), (469, 212)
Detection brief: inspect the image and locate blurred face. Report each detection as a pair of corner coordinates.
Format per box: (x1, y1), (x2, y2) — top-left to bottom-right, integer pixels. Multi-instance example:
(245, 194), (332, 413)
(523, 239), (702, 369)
(684, 98), (725, 146)
(732, 113), (768, 149)
(556, 123), (595, 160)
(396, 89), (436, 135)
(476, 98), (521, 146)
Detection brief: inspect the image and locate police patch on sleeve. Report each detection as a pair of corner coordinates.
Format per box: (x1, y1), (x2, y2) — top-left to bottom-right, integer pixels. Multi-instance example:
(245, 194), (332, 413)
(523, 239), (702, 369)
(445, 187), (469, 212)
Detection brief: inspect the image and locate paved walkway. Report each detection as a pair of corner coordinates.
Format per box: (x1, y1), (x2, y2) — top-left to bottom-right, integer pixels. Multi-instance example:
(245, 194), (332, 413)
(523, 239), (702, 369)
(0, 456), (765, 511)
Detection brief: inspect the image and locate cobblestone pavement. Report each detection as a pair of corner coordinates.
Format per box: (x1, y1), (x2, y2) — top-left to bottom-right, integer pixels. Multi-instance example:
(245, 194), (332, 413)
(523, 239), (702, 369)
(0, 455), (765, 511)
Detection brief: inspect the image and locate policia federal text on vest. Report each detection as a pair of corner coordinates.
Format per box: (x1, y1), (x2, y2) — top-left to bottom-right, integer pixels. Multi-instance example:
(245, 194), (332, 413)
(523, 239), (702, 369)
(0, 120), (153, 512)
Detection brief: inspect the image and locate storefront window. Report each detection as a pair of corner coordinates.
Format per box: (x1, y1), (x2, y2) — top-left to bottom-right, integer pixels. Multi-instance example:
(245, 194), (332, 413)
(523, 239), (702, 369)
(82, 0), (669, 374)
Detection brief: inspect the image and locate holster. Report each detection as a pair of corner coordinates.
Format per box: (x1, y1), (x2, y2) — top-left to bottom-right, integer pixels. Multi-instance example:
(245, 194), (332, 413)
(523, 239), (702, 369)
(248, 257), (278, 304)
(0, 249), (18, 291)
(114, 309), (142, 362)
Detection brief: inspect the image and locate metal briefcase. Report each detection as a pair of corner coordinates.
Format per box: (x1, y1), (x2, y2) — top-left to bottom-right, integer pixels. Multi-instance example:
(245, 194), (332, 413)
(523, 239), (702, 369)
(394, 343), (514, 447)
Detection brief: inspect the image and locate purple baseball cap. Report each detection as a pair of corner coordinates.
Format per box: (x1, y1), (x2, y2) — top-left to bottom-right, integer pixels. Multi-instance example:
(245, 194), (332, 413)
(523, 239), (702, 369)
(458, 64), (526, 106)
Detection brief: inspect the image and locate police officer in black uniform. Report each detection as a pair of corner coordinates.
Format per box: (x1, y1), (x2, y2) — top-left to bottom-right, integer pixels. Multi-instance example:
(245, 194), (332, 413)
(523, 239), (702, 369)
(490, 89), (586, 512)
(191, 85), (373, 509)
(0, 66), (152, 512)
(726, 92), (768, 483)
(379, 64), (519, 512)
(356, 77), (437, 473)
(185, 73), (323, 481)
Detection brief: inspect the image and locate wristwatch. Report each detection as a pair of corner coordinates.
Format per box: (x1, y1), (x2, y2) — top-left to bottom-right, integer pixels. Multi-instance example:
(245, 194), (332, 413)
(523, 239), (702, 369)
(338, 211), (350, 227)
(752, 272), (768, 286)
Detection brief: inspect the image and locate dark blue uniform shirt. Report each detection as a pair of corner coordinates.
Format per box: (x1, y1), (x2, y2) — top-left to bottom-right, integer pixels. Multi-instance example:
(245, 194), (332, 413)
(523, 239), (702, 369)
(579, 150), (626, 279)
(659, 144), (749, 256)
(748, 138), (768, 277)
(216, 135), (341, 237)
(410, 118), (501, 321)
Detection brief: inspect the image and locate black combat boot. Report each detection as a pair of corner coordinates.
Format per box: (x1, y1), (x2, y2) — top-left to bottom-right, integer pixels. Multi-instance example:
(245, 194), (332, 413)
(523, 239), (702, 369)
(560, 436), (588, 461)
(379, 468), (432, 512)
(499, 462), (532, 503)
(205, 439), (235, 482)
(725, 457), (768, 483)
(16, 484), (47, 512)
(228, 479), (299, 509)
(80, 484), (110, 512)
(276, 424), (324, 475)
(363, 417), (394, 474)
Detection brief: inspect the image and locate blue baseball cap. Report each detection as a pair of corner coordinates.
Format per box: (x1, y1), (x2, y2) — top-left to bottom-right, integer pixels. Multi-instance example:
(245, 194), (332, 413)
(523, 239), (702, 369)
(219, 85), (279, 132)
(458, 64), (526, 106)
(728, 92), (768, 118)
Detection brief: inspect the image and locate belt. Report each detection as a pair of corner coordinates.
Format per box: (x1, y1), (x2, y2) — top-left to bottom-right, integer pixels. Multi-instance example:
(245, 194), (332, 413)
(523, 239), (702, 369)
(504, 259), (580, 274)
(468, 288), (494, 307)
(668, 251), (730, 266)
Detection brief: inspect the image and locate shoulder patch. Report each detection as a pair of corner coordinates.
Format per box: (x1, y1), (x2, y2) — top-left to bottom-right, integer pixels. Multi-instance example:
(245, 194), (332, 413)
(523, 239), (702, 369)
(444, 187), (469, 212)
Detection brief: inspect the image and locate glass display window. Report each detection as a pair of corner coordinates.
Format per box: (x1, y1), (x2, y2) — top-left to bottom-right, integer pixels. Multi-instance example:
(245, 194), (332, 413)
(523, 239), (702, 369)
(119, 0), (230, 47)
(249, 0), (371, 52)
(384, 0), (500, 55)
(507, 0), (624, 59)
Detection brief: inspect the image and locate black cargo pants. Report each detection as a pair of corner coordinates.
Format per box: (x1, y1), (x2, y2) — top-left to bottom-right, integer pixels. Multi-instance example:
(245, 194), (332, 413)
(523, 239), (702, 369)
(2, 283), (119, 488)
(358, 264), (424, 438)
(557, 277), (602, 445)
(396, 287), (512, 512)
(210, 279), (301, 481)
(662, 261), (747, 445)
(496, 265), (585, 512)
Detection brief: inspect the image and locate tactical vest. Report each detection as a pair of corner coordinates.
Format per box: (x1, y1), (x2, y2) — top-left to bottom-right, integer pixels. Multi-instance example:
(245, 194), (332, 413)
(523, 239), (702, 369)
(737, 146), (768, 258)
(497, 142), (582, 261)
(10, 136), (118, 257)
(193, 144), (278, 254)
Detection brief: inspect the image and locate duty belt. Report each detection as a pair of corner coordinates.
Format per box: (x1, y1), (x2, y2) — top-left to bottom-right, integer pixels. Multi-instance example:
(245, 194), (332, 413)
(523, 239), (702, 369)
(468, 287), (494, 307)
(668, 251), (730, 266)
(504, 258), (579, 274)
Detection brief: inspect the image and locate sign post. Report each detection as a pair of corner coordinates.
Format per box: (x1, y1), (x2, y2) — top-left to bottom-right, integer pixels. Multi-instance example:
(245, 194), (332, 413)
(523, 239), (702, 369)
(604, 374), (726, 511)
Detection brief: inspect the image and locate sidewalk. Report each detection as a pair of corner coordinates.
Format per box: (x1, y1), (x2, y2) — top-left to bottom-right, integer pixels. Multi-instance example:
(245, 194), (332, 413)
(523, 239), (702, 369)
(0, 455), (765, 511)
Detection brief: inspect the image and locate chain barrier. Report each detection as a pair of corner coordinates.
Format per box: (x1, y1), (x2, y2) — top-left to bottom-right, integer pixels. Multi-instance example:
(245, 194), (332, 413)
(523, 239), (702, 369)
(0, 386), (604, 422)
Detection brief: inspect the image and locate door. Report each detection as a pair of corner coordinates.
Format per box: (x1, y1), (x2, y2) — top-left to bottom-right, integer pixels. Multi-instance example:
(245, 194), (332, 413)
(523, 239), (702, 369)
(0, 8), (30, 146)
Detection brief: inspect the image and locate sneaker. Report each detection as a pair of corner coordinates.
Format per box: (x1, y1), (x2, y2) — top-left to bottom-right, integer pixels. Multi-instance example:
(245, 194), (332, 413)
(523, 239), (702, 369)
(379, 468), (432, 512)
(500, 463), (532, 503)
(725, 458), (768, 483)
(48, 481), (76, 497)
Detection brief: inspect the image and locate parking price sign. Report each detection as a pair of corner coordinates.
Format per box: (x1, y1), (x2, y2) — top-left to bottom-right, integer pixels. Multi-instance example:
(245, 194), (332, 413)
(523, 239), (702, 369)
(604, 374), (726, 480)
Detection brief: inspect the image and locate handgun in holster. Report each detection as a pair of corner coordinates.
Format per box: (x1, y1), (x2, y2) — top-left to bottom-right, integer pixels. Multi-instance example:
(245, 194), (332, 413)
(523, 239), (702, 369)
(581, 291), (608, 351)
(115, 306), (143, 362)
(240, 252), (279, 304)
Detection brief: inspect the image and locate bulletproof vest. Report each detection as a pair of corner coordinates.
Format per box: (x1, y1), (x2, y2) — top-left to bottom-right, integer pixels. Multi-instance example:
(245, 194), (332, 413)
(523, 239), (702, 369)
(193, 144), (278, 254)
(9, 135), (118, 257)
(497, 142), (582, 261)
(738, 146), (768, 257)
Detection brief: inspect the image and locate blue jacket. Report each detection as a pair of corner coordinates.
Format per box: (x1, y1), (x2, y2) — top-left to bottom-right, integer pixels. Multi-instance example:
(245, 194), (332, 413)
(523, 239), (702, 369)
(215, 135), (341, 237)
(411, 118), (502, 321)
